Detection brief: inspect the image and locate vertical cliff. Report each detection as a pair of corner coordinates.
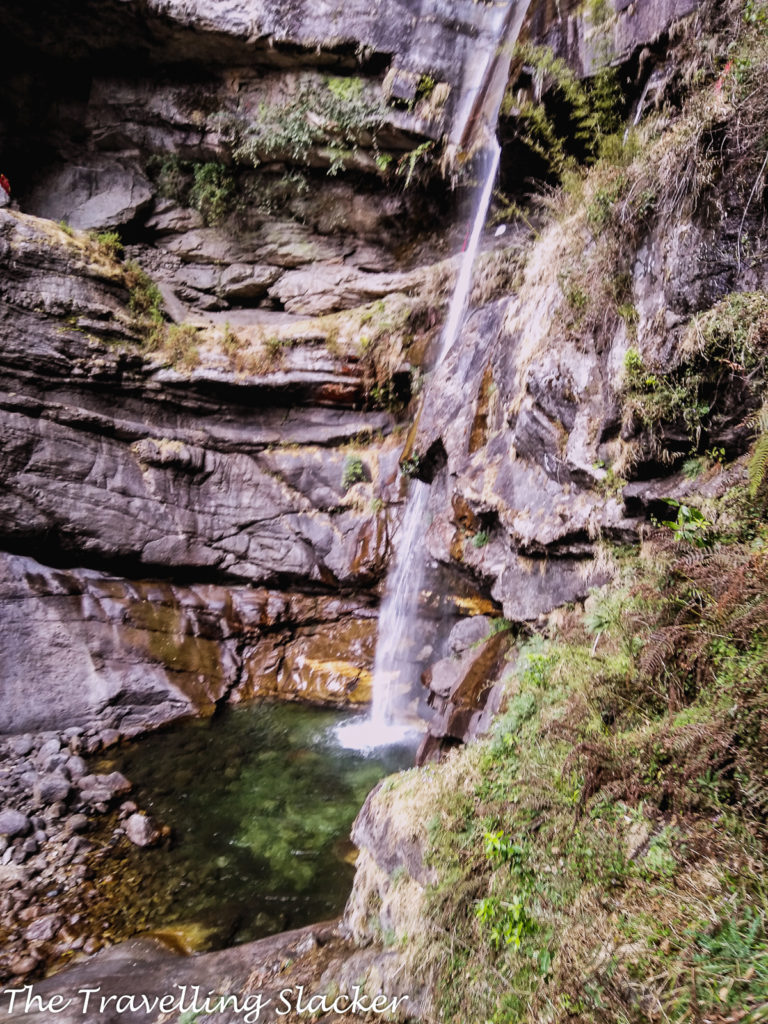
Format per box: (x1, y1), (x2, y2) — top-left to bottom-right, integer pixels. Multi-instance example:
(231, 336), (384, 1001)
(4, 0), (768, 1018)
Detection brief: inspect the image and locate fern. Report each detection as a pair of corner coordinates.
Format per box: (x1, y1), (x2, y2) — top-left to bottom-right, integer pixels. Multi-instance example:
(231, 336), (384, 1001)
(640, 627), (688, 678)
(505, 44), (624, 177)
(748, 420), (768, 497)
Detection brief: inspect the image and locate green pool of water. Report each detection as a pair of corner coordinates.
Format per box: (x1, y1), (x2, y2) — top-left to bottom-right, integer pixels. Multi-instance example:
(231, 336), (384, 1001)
(93, 703), (414, 950)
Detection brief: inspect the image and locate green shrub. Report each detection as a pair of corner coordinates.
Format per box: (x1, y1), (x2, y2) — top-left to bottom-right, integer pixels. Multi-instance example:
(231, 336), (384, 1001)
(188, 163), (236, 225)
(622, 294), (768, 461)
(342, 455), (366, 490)
(400, 454), (422, 478)
(502, 45), (625, 178)
(148, 157), (236, 225)
(90, 231), (124, 260)
(223, 79), (387, 176)
(124, 260), (164, 328)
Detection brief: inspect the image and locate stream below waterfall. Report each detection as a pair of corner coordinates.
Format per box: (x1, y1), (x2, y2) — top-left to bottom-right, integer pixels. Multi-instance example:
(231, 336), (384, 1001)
(83, 704), (415, 953)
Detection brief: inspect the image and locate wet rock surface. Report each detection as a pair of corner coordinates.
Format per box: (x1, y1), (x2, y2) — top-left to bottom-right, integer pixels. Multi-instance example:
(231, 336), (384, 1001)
(0, 550), (380, 735)
(6, 921), (424, 1024)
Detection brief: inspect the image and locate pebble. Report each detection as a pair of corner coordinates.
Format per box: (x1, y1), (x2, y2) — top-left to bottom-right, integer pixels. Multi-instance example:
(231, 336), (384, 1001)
(44, 802), (65, 822)
(98, 730), (121, 750)
(33, 774), (71, 805)
(24, 914), (62, 942)
(66, 756), (87, 780)
(66, 814), (89, 835)
(0, 724), (153, 983)
(37, 738), (60, 761)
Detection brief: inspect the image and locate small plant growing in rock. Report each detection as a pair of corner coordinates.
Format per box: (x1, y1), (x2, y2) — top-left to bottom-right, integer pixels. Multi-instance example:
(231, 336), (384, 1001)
(90, 231), (124, 260)
(396, 140), (435, 188)
(472, 530), (489, 548)
(265, 335), (283, 362)
(124, 260), (164, 339)
(163, 324), (201, 372)
(368, 380), (399, 411)
(342, 456), (366, 490)
(188, 162), (237, 225)
(416, 74), (437, 100)
(400, 454), (422, 478)
(222, 79), (388, 176)
(148, 157), (238, 226)
(221, 322), (240, 357)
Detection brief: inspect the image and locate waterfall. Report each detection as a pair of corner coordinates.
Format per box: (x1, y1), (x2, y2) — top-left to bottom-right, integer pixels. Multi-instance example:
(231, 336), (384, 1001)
(336, 0), (530, 751)
(369, 142), (501, 733)
(336, 143), (501, 751)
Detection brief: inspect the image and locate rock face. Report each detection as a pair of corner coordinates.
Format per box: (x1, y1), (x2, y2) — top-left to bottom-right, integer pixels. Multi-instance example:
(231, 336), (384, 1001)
(0, 550), (379, 734)
(528, 0), (702, 76)
(0, 209), (398, 733)
(0, 0), (715, 744)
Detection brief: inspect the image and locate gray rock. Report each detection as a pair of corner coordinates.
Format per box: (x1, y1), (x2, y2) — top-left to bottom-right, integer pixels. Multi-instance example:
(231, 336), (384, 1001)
(37, 738), (60, 760)
(0, 809), (30, 838)
(96, 730), (121, 750)
(8, 735), (34, 757)
(124, 813), (161, 848)
(26, 158), (153, 231)
(0, 864), (28, 887)
(65, 756), (87, 780)
(219, 263), (280, 301)
(23, 913), (62, 943)
(33, 775), (71, 806)
(65, 815), (89, 835)
(8, 954), (39, 976)
(44, 802), (65, 822)
(447, 616), (492, 656)
(77, 772), (132, 806)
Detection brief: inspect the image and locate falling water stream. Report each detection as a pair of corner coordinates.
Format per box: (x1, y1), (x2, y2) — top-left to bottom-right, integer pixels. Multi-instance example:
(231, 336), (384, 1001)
(336, 143), (501, 751)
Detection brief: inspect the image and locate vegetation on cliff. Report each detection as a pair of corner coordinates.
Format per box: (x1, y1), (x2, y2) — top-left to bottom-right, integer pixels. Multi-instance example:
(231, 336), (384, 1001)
(404, 500), (768, 1023)
(358, 2), (768, 1021)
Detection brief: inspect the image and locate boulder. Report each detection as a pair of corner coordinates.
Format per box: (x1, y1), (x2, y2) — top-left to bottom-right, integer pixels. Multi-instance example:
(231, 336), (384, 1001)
(77, 772), (132, 807)
(124, 813), (161, 849)
(33, 774), (71, 806)
(26, 159), (153, 230)
(0, 809), (30, 838)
